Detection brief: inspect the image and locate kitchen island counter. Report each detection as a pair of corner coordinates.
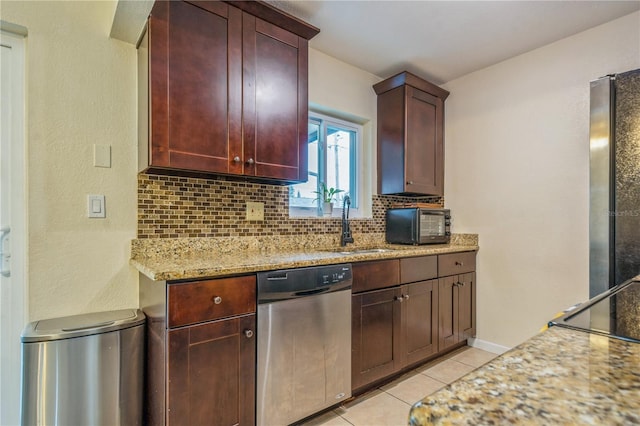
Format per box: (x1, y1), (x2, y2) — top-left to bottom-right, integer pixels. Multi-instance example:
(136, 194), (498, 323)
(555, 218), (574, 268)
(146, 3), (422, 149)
(409, 326), (640, 425)
(130, 233), (478, 281)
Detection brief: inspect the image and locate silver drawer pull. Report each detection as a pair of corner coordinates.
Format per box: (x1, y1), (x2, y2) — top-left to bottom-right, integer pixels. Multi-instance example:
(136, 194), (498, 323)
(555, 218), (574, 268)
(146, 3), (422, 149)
(213, 296), (222, 305)
(455, 261), (464, 266)
(404, 294), (410, 300)
(395, 296), (404, 302)
(233, 156), (241, 163)
(244, 329), (254, 339)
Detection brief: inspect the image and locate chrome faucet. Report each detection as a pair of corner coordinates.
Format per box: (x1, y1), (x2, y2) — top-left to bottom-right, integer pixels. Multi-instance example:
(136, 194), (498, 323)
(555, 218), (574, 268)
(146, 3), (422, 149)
(341, 195), (354, 247)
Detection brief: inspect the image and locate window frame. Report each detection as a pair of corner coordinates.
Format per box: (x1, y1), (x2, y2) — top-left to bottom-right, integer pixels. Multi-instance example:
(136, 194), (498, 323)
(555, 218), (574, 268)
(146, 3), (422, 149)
(290, 111), (364, 218)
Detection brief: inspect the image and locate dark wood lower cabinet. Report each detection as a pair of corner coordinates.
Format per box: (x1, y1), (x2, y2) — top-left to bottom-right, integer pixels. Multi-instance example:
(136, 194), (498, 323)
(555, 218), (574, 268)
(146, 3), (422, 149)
(352, 253), (476, 393)
(403, 280), (439, 366)
(139, 274), (257, 426)
(438, 272), (476, 352)
(458, 272), (476, 341)
(352, 280), (439, 391)
(167, 314), (256, 426)
(352, 287), (401, 390)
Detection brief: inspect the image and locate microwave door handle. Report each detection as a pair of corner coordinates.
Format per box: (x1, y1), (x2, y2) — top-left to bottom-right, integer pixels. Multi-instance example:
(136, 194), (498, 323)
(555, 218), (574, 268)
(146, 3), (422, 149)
(413, 213), (419, 243)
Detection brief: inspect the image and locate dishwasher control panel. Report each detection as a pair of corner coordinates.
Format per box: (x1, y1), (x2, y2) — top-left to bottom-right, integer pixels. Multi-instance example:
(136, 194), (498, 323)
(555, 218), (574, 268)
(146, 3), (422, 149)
(257, 264), (352, 303)
(320, 265), (351, 286)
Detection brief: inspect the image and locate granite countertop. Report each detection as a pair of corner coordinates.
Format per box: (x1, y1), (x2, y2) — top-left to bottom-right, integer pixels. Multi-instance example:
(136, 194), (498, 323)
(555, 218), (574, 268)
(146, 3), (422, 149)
(409, 326), (640, 425)
(130, 233), (478, 281)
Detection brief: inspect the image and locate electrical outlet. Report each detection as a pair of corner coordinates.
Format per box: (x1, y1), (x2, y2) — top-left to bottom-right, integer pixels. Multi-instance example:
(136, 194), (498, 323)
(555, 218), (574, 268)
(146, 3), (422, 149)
(246, 202), (264, 221)
(93, 144), (111, 168)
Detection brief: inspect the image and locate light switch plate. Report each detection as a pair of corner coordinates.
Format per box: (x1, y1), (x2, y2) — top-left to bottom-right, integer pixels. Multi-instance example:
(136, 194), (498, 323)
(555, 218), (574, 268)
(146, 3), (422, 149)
(246, 202), (264, 221)
(87, 194), (106, 218)
(93, 144), (111, 168)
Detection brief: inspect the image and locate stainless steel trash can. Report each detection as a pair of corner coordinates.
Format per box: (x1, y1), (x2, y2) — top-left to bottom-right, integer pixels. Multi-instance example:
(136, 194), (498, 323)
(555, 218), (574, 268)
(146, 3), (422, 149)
(21, 309), (145, 426)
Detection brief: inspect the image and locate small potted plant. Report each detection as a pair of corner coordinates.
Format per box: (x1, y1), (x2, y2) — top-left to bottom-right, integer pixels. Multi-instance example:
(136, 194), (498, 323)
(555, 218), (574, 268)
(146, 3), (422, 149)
(313, 183), (344, 217)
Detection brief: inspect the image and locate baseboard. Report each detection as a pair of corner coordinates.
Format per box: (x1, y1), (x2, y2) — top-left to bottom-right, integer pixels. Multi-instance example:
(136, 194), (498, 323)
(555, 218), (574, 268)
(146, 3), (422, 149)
(468, 338), (511, 355)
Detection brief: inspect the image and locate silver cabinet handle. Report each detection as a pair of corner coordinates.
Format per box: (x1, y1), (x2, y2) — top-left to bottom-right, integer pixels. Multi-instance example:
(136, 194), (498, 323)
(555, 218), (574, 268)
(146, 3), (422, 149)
(455, 261), (464, 266)
(244, 329), (254, 338)
(406, 181), (414, 185)
(453, 282), (460, 287)
(246, 158), (255, 165)
(404, 294), (410, 300)
(395, 296), (403, 303)
(459, 281), (466, 286)
(213, 296), (222, 305)
(233, 156), (241, 163)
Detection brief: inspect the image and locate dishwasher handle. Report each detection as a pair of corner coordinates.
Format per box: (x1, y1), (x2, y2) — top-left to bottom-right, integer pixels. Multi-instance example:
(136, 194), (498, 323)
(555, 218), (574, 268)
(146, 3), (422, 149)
(258, 280), (351, 303)
(294, 287), (330, 297)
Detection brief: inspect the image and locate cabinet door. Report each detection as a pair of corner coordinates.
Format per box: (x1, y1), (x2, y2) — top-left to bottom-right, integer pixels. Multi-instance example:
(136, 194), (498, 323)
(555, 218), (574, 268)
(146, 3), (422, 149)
(402, 280), (438, 366)
(438, 275), (458, 352)
(243, 14), (308, 182)
(352, 287), (401, 391)
(458, 272), (476, 340)
(404, 86), (444, 195)
(148, 1), (242, 174)
(167, 314), (255, 426)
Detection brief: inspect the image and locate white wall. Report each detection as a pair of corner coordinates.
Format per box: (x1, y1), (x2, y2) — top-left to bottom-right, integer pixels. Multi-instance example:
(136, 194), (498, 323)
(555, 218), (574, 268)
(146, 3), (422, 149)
(2, 1), (139, 321)
(443, 11), (640, 348)
(309, 48), (380, 122)
(308, 48), (382, 213)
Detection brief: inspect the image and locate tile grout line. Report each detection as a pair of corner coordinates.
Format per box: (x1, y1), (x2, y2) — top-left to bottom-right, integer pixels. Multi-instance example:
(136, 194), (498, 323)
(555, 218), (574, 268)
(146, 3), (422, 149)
(379, 388), (415, 407)
(336, 413), (356, 426)
(416, 371), (449, 385)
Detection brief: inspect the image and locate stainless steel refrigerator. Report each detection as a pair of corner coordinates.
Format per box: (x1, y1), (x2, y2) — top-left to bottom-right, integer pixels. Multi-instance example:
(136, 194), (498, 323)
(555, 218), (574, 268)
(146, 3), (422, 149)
(590, 68), (640, 298)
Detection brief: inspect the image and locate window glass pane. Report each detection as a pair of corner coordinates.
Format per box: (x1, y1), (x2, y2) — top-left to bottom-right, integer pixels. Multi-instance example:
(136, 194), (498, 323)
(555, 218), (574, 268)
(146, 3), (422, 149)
(289, 113), (360, 215)
(326, 126), (356, 206)
(308, 121), (320, 176)
(289, 173), (317, 208)
(289, 121), (320, 208)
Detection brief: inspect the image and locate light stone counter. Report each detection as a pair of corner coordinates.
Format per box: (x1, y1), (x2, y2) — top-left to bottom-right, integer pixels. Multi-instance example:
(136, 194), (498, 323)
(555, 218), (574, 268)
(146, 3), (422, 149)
(130, 233), (478, 281)
(409, 326), (640, 425)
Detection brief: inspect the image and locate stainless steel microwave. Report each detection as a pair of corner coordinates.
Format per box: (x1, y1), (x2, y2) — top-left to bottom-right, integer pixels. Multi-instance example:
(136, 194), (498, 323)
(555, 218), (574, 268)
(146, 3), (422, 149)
(385, 208), (451, 245)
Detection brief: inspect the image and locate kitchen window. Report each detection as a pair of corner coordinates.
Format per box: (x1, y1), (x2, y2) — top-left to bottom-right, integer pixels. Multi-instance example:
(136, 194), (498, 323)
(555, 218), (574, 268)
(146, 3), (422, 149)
(289, 112), (364, 217)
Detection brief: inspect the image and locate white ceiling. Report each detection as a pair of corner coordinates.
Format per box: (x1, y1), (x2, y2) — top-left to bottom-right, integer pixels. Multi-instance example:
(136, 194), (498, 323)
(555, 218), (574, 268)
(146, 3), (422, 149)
(269, 0), (640, 84)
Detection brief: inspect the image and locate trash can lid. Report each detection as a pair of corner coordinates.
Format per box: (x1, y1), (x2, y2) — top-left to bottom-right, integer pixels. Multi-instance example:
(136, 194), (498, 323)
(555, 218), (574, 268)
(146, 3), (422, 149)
(21, 309), (145, 343)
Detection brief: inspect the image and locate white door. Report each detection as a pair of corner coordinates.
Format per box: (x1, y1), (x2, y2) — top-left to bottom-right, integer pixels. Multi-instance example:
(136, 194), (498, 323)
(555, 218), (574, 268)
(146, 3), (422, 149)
(0, 29), (27, 426)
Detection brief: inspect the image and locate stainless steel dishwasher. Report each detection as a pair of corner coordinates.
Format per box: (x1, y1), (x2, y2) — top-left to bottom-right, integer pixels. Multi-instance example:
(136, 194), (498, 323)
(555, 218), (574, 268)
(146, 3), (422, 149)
(257, 264), (352, 425)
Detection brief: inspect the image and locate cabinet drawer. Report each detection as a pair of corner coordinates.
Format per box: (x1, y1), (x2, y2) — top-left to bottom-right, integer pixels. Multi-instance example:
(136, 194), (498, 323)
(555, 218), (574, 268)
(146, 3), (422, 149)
(352, 260), (400, 293)
(438, 252), (476, 277)
(400, 255), (437, 284)
(168, 275), (256, 328)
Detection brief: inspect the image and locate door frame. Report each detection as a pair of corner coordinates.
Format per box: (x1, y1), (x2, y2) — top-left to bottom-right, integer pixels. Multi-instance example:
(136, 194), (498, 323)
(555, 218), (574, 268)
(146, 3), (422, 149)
(0, 26), (28, 426)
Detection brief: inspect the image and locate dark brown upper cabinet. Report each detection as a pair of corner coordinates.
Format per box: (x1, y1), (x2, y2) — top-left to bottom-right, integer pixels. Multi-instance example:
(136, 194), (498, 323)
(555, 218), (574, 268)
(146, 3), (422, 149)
(138, 0), (319, 183)
(373, 72), (449, 196)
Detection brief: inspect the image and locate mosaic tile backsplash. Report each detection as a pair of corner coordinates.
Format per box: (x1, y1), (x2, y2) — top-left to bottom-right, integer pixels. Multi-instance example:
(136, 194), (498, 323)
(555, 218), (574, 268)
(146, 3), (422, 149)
(137, 173), (444, 239)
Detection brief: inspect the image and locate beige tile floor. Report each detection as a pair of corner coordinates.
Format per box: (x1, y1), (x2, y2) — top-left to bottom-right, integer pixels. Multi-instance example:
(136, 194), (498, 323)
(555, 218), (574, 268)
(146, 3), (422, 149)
(300, 346), (499, 426)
